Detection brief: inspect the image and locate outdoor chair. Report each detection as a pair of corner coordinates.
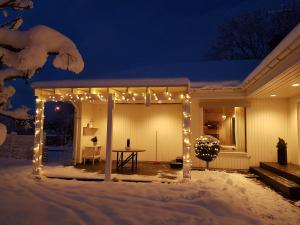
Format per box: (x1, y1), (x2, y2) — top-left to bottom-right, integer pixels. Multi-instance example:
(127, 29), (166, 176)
(82, 146), (101, 165)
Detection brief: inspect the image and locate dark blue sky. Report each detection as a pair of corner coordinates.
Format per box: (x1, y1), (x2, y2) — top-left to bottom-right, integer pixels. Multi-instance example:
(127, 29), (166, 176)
(8, 0), (287, 108)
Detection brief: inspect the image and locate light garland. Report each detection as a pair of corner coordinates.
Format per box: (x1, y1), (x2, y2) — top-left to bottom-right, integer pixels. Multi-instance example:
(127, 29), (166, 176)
(182, 93), (192, 181)
(33, 89), (192, 176)
(42, 91), (190, 104)
(33, 97), (44, 175)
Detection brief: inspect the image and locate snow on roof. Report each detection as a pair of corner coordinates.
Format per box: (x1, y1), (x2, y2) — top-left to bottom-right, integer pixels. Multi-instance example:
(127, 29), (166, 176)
(31, 77), (190, 89)
(191, 80), (242, 89)
(96, 60), (259, 82)
(31, 60), (259, 90)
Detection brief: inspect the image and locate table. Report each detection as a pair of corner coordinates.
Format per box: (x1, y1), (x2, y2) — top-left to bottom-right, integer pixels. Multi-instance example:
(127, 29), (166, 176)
(112, 149), (145, 172)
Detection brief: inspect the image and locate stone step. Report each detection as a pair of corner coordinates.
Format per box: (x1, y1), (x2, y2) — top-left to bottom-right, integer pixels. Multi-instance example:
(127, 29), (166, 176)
(260, 162), (300, 184)
(250, 167), (300, 199)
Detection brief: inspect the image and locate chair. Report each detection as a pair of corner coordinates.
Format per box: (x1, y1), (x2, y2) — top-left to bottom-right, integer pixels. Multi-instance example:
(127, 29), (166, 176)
(82, 146), (101, 165)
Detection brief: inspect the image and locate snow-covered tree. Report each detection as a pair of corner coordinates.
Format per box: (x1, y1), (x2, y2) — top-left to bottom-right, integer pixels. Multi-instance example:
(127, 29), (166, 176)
(0, 0), (84, 144)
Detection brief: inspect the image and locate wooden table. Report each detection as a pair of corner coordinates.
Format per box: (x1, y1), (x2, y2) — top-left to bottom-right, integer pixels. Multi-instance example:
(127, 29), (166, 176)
(112, 149), (145, 172)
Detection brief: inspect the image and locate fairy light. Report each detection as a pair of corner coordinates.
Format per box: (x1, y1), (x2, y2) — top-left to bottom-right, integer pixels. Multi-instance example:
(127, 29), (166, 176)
(33, 97), (45, 175)
(182, 93), (192, 181)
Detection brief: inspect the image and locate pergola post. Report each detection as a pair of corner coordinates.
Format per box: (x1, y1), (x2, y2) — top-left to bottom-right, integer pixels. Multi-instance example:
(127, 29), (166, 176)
(182, 94), (192, 181)
(33, 97), (45, 175)
(105, 93), (114, 181)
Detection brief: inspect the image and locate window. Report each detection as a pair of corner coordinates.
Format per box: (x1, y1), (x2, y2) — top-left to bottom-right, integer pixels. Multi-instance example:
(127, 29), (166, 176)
(203, 107), (246, 152)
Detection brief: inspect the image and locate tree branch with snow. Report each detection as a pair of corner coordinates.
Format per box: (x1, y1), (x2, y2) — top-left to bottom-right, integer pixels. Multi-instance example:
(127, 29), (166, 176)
(0, 1), (84, 145)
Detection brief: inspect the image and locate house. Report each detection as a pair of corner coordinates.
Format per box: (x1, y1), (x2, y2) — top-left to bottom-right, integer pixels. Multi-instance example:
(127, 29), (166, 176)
(31, 23), (300, 181)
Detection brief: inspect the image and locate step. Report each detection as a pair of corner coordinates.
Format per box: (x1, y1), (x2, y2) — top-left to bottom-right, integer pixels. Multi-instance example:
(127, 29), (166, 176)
(250, 167), (300, 199)
(260, 162), (300, 184)
(176, 157), (183, 163)
(170, 161), (183, 169)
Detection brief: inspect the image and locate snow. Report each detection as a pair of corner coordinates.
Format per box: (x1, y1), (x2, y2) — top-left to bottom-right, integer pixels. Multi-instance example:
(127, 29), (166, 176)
(0, 158), (299, 225)
(0, 25), (84, 82)
(191, 80), (242, 89)
(0, 24), (84, 133)
(0, 0), (33, 9)
(0, 124), (7, 145)
(31, 77), (190, 89)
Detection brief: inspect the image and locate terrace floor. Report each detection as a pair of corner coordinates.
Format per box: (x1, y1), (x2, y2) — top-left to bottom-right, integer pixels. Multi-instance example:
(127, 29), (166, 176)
(43, 161), (182, 182)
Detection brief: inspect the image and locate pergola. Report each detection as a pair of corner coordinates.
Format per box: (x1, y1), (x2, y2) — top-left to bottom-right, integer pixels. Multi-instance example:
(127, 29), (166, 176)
(32, 78), (192, 181)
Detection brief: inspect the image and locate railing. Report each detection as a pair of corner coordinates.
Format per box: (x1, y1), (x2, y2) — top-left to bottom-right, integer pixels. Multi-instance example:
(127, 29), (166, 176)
(0, 134), (34, 160)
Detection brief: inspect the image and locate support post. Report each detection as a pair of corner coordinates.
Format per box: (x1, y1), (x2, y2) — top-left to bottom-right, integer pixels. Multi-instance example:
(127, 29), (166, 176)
(182, 94), (192, 181)
(33, 97), (45, 175)
(71, 102), (79, 165)
(105, 93), (114, 181)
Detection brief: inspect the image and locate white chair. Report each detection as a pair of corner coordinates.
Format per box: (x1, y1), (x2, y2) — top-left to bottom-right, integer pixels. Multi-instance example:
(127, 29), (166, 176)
(82, 146), (101, 165)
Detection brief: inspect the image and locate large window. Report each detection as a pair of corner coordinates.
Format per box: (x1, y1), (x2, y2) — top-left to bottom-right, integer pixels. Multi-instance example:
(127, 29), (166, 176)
(203, 107), (246, 152)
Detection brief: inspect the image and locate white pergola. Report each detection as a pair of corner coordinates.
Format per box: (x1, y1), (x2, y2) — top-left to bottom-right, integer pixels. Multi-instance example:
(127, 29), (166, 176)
(32, 78), (192, 181)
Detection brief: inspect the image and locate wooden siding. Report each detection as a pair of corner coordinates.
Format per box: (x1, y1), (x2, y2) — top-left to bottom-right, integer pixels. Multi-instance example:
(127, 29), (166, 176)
(246, 99), (288, 166)
(287, 97), (300, 165)
(79, 103), (183, 162)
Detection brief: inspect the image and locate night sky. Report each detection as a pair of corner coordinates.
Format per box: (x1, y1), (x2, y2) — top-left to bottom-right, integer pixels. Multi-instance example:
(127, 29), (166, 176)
(8, 0), (287, 108)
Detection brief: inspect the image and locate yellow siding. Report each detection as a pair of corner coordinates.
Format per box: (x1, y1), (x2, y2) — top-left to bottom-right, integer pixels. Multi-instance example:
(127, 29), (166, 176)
(79, 103), (182, 162)
(287, 97), (300, 165)
(246, 99), (288, 166)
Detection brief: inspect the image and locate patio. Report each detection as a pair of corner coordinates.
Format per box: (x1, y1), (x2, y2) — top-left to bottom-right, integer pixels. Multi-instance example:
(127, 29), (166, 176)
(33, 78), (192, 181)
(43, 161), (182, 182)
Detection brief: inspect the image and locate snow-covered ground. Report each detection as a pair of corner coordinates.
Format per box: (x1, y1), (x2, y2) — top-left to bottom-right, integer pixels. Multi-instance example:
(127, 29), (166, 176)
(0, 158), (299, 225)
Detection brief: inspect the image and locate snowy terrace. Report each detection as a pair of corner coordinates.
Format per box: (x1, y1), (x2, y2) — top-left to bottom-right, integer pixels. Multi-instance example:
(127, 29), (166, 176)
(31, 78), (193, 182)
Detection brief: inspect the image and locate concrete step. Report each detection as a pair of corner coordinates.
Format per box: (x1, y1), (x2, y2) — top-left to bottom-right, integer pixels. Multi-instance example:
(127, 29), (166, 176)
(260, 162), (300, 184)
(250, 167), (300, 199)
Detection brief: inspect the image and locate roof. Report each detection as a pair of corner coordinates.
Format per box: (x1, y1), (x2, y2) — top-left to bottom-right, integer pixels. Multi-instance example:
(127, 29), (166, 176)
(31, 23), (300, 96)
(31, 77), (190, 89)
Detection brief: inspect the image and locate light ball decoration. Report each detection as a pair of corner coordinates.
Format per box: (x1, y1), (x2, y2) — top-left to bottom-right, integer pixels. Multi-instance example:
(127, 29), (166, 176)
(194, 135), (220, 169)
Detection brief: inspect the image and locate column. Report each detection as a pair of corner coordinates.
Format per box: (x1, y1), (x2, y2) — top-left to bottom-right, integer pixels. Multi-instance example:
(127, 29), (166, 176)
(33, 97), (45, 175)
(182, 93), (192, 181)
(105, 93), (114, 181)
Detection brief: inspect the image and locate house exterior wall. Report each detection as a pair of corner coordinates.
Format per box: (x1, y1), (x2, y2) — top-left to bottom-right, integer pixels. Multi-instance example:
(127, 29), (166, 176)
(246, 99), (288, 166)
(76, 96), (295, 169)
(190, 97), (289, 169)
(79, 102), (183, 162)
(287, 96), (300, 165)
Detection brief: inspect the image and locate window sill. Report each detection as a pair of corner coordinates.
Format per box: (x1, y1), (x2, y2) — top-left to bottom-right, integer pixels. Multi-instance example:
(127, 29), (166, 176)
(219, 151), (249, 158)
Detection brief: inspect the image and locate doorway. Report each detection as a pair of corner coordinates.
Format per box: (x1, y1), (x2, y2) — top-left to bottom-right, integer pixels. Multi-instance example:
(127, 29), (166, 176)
(43, 102), (75, 166)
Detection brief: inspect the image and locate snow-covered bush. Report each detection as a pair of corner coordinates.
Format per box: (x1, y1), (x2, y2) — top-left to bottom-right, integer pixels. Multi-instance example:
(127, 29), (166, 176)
(0, 0), (84, 145)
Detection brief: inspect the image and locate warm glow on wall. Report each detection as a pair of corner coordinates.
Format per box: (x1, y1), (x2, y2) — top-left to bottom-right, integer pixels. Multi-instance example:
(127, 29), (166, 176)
(292, 83), (300, 87)
(270, 94), (277, 97)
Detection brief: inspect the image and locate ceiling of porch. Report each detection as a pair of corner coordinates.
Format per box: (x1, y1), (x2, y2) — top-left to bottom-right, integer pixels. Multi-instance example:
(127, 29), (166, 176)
(247, 62), (300, 99)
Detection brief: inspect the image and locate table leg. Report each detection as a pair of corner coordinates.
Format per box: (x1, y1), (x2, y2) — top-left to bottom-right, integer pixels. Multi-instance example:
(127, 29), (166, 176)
(135, 153), (138, 170)
(116, 152), (119, 171)
(121, 152), (124, 170)
(131, 153), (134, 172)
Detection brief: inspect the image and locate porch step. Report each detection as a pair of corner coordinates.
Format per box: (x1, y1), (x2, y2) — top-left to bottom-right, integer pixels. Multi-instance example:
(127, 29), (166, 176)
(250, 167), (300, 199)
(170, 162), (182, 169)
(176, 157), (183, 163)
(169, 157), (183, 169)
(260, 162), (300, 184)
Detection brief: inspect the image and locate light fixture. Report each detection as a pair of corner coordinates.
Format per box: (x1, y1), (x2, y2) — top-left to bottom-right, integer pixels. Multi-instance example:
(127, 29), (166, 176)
(270, 94), (277, 97)
(292, 83), (300, 87)
(221, 108), (226, 120)
(54, 106), (61, 112)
